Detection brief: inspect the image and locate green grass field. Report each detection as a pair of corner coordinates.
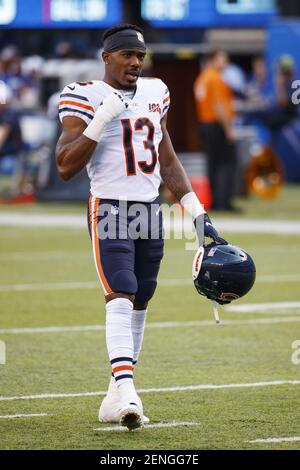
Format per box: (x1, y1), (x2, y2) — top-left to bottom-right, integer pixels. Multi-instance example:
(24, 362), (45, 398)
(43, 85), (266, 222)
(0, 187), (300, 450)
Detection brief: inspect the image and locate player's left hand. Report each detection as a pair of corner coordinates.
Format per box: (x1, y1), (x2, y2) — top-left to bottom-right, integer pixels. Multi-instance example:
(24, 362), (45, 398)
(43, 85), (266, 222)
(193, 213), (227, 246)
(204, 214), (227, 244)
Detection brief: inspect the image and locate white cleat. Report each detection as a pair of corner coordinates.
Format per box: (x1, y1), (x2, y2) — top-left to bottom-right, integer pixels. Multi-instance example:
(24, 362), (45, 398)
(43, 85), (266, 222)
(98, 393), (121, 423)
(98, 389), (149, 424)
(118, 397), (143, 431)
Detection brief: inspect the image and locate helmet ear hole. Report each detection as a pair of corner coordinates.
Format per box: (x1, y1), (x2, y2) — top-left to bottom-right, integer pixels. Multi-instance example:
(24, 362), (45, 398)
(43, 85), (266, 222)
(193, 243), (256, 303)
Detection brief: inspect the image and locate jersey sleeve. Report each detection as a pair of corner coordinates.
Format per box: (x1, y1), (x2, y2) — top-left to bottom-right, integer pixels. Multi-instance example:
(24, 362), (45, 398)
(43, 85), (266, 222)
(58, 83), (95, 125)
(161, 81), (170, 118)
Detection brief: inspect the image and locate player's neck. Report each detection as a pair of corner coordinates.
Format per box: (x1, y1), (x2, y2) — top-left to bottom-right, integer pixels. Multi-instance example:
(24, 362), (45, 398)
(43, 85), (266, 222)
(103, 75), (136, 92)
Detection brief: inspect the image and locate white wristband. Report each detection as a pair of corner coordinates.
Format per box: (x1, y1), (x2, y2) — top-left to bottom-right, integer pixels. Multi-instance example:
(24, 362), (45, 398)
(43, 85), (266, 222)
(83, 108), (108, 143)
(180, 191), (205, 220)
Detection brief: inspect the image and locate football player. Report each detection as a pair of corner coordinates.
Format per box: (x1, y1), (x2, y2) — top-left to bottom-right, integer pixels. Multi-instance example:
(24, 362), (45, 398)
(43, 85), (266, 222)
(56, 23), (221, 430)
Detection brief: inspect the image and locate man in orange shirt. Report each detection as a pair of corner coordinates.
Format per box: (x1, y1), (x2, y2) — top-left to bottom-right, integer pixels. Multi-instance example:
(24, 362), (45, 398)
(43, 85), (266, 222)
(194, 50), (237, 211)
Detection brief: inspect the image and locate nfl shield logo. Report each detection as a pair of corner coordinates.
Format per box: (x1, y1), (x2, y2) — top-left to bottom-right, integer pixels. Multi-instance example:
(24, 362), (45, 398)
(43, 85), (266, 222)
(136, 32), (144, 43)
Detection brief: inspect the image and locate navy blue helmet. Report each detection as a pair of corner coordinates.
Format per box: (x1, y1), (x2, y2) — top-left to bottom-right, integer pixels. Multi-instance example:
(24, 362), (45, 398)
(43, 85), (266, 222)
(193, 242), (256, 305)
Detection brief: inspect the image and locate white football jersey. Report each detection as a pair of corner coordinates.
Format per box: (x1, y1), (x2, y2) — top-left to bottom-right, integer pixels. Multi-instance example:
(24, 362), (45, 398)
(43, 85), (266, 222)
(58, 78), (170, 202)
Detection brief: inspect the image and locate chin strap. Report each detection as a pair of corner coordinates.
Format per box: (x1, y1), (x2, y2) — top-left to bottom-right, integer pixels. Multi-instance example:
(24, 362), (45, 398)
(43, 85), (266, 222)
(212, 301), (221, 324)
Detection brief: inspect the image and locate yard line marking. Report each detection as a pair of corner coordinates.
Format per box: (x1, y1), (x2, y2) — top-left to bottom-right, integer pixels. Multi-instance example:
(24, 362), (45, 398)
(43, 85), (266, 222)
(1, 316), (300, 335)
(248, 437), (300, 444)
(0, 325), (105, 334)
(0, 274), (300, 292)
(0, 380), (299, 402)
(211, 219), (300, 235)
(257, 274), (300, 283)
(0, 251), (90, 262)
(0, 213), (86, 228)
(94, 422), (200, 432)
(2, 316), (300, 334)
(1, 246), (299, 261)
(0, 392), (102, 401)
(136, 380), (300, 393)
(1, 213), (300, 234)
(0, 413), (48, 419)
(0, 281), (99, 292)
(225, 301), (300, 313)
(230, 310), (300, 316)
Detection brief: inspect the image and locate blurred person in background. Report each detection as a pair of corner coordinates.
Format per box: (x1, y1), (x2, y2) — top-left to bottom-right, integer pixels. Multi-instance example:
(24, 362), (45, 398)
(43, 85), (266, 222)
(20, 55), (44, 108)
(0, 83), (24, 196)
(0, 46), (25, 105)
(54, 41), (77, 59)
(269, 55), (298, 129)
(0, 45), (40, 109)
(223, 60), (246, 99)
(246, 55), (273, 110)
(244, 55), (298, 132)
(194, 50), (238, 212)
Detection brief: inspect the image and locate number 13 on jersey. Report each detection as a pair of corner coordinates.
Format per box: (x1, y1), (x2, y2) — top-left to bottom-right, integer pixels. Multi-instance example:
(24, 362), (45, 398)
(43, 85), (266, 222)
(121, 117), (158, 176)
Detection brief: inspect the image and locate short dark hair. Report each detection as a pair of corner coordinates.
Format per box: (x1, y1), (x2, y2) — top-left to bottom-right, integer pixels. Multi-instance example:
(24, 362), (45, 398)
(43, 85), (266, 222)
(102, 24), (144, 42)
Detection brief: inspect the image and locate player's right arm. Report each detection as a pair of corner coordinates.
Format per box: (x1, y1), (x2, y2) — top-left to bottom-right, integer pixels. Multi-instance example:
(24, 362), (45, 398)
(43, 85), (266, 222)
(56, 86), (127, 181)
(56, 116), (96, 181)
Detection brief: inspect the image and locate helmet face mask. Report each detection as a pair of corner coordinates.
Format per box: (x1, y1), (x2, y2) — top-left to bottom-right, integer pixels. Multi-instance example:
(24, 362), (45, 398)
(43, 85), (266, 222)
(193, 242), (256, 305)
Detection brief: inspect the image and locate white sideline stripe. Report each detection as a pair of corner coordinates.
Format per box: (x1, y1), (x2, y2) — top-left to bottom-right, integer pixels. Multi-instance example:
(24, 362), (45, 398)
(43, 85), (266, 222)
(225, 301), (300, 313)
(0, 281), (98, 292)
(1, 244), (298, 259)
(257, 274), (300, 282)
(248, 437), (300, 444)
(1, 316), (300, 335)
(0, 325), (104, 334)
(1, 213), (300, 234)
(94, 422), (200, 432)
(1, 246), (299, 262)
(0, 213), (86, 228)
(0, 251), (90, 261)
(0, 380), (299, 402)
(0, 413), (48, 419)
(0, 392), (102, 401)
(229, 310), (300, 316)
(137, 380), (300, 393)
(0, 274), (300, 292)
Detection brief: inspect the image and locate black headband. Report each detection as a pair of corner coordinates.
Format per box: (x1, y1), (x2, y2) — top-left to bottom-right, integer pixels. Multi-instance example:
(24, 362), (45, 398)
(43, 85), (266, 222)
(103, 29), (146, 53)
